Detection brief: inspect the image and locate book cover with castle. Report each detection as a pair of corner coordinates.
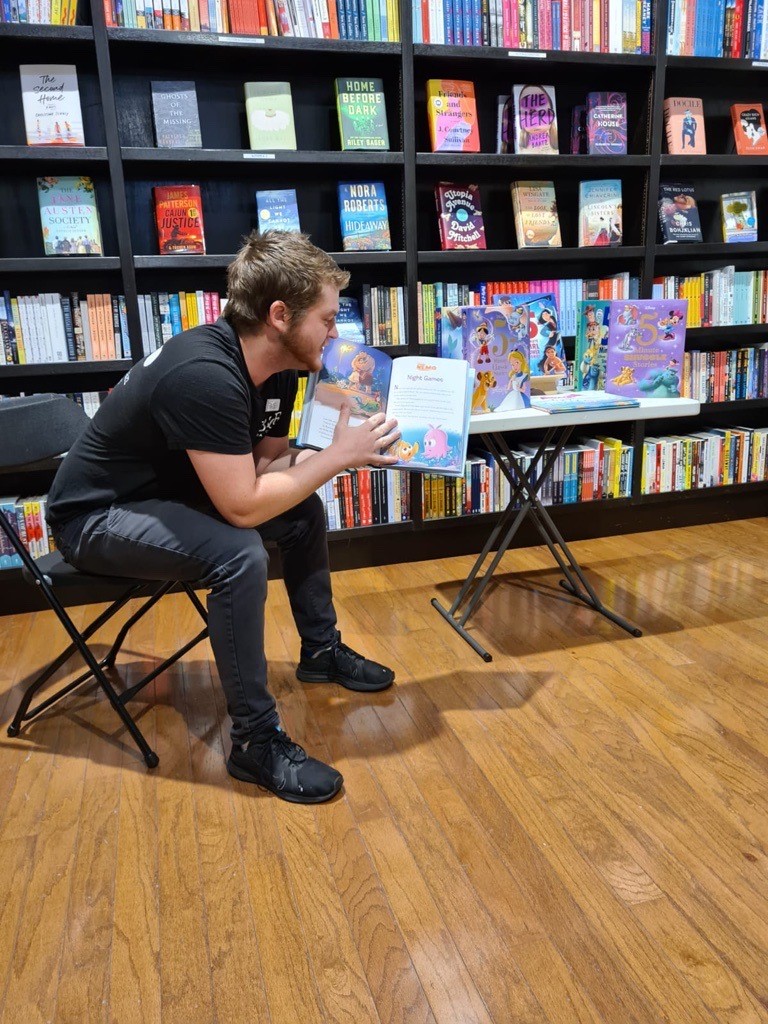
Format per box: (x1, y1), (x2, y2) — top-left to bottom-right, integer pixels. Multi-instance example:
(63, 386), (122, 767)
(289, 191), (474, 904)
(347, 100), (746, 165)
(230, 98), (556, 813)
(435, 183), (486, 250)
(512, 84), (559, 155)
(244, 82), (296, 150)
(20, 65), (84, 147)
(153, 184), (206, 254)
(151, 81), (202, 148)
(438, 304), (532, 414)
(663, 97), (706, 154)
(37, 176), (102, 256)
(297, 337), (473, 477)
(574, 299), (611, 390)
(338, 182), (391, 251)
(579, 179), (622, 247)
(335, 78), (389, 150)
(586, 92), (627, 155)
(604, 299), (688, 399)
(511, 181), (562, 248)
(426, 79), (480, 153)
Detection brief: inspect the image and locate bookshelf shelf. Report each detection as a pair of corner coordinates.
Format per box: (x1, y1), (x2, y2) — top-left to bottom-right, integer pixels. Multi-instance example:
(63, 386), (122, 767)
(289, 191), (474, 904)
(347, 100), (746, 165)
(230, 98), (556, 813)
(416, 153), (652, 169)
(0, 24), (94, 40)
(665, 55), (768, 72)
(327, 521), (415, 540)
(413, 43), (655, 66)
(417, 246), (645, 264)
(0, 360), (130, 379)
(0, 146), (109, 162)
(0, 258), (120, 272)
(121, 148), (405, 166)
(654, 243), (768, 258)
(686, 324), (768, 338)
(638, 480), (768, 503)
(696, 398), (768, 412)
(133, 251), (407, 269)
(106, 27), (401, 55)
(660, 155), (768, 168)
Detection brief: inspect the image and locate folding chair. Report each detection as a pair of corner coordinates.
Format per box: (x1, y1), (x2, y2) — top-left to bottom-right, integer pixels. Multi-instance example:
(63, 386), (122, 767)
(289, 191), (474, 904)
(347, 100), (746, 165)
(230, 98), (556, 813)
(1, 394), (209, 768)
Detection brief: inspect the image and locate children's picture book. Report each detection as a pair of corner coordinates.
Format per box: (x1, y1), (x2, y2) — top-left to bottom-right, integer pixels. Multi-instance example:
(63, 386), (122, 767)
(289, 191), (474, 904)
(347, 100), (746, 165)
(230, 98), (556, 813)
(604, 299), (688, 399)
(510, 181), (562, 248)
(512, 84), (558, 155)
(730, 103), (768, 155)
(438, 304), (532, 413)
(335, 78), (389, 151)
(529, 392), (640, 413)
(151, 81), (202, 148)
(579, 179), (622, 247)
(336, 297), (366, 343)
(574, 299), (611, 390)
(570, 104), (587, 154)
(296, 337), (474, 477)
(435, 183), (486, 250)
(37, 176), (102, 255)
(490, 292), (565, 376)
(720, 190), (758, 243)
(153, 184), (206, 254)
(426, 80), (480, 153)
(663, 97), (706, 154)
(338, 182), (391, 251)
(496, 94), (512, 153)
(586, 92), (627, 155)
(658, 183), (702, 243)
(20, 65), (84, 147)
(256, 189), (301, 233)
(244, 82), (296, 150)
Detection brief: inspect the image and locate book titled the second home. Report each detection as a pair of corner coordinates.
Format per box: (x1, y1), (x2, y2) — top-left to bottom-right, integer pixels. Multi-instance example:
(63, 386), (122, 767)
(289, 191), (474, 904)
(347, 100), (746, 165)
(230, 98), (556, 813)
(338, 182), (391, 251)
(153, 185), (206, 255)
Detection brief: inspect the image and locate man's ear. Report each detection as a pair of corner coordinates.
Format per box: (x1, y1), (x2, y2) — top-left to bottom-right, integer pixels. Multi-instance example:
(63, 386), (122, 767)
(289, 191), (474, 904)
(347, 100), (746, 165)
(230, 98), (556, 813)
(266, 299), (291, 334)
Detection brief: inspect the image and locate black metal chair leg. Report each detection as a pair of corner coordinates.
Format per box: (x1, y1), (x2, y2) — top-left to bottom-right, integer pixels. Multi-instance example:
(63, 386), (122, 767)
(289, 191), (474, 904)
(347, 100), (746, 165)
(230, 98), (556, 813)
(101, 581), (175, 668)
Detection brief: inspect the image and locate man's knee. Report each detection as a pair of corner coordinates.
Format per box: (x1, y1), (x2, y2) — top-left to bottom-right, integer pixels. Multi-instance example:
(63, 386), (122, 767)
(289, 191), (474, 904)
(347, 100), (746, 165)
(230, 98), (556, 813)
(209, 532), (270, 585)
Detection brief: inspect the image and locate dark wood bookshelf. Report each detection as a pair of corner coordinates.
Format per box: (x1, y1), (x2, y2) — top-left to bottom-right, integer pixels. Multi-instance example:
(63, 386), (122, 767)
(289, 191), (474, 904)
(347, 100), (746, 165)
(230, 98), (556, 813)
(1, 0), (767, 614)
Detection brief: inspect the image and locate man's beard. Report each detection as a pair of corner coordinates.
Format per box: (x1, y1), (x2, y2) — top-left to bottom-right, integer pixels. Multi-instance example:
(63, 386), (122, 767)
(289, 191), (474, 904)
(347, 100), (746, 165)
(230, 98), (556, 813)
(283, 321), (322, 372)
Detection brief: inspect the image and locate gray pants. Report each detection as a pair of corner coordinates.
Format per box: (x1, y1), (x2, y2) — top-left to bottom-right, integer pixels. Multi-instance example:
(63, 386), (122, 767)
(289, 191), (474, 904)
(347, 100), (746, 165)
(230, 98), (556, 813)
(54, 494), (338, 742)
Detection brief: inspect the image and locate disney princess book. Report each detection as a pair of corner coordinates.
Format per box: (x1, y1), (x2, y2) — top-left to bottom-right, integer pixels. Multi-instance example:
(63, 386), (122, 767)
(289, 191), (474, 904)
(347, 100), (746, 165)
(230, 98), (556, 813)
(296, 338), (473, 477)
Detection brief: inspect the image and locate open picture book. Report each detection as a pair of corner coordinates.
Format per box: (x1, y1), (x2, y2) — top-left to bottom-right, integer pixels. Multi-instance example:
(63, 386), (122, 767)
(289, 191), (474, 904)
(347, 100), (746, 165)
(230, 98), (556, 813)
(297, 339), (474, 477)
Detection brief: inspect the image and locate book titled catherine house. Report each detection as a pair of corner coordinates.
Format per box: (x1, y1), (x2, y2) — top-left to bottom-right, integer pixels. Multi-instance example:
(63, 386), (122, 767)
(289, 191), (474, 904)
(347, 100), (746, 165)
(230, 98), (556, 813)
(586, 92), (627, 155)
(338, 182), (391, 251)
(435, 183), (486, 250)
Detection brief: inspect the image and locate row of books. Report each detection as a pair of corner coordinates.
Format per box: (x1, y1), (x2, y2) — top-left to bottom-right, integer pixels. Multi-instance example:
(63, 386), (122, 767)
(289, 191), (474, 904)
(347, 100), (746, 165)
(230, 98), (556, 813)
(0, 496), (55, 571)
(0, 0), (76, 22)
(138, 290), (224, 353)
(422, 435), (634, 519)
(315, 469), (411, 530)
(641, 426), (768, 495)
(652, 268), (768, 328)
(99, 0), (401, 37)
(665, 0), (755, 58)
(417, 274), (639, 345)
(662, 97), (768, 156)
(682, 345), (768, 404)
(412, 0), (652, 50)
(0, 292), (130, 366)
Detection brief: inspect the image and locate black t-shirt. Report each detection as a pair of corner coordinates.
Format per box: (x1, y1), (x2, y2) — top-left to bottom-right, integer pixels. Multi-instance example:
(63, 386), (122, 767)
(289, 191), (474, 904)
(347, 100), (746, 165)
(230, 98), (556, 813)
(47, 318), (298, 527)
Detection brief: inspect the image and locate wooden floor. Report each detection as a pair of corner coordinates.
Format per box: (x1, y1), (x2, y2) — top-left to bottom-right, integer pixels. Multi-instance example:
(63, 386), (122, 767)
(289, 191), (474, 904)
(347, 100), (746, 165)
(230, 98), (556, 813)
(1, 517), (768, 1024)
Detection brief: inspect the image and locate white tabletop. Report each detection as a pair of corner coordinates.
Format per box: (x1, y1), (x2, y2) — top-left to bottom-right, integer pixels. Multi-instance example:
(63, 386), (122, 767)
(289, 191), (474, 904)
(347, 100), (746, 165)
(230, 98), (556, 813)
(469, 396), (701, 435)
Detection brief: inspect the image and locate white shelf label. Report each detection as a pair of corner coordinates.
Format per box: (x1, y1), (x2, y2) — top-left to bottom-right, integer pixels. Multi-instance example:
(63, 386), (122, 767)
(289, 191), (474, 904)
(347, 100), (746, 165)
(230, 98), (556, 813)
(218, 34), (265, 43)
(507, 50), (547, 58)
(243, 152), (276, 160)
(752, 60), (768, 67)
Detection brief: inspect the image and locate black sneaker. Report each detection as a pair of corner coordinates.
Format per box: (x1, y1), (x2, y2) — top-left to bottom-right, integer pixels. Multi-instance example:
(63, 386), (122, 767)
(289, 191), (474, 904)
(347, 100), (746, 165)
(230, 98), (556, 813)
(296, 638), (395, 693)
(227, 728), (343, 804)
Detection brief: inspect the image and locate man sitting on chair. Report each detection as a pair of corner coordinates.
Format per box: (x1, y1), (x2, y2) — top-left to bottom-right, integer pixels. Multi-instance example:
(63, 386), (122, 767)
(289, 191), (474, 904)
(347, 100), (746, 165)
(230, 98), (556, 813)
(46, 231), (400, 805)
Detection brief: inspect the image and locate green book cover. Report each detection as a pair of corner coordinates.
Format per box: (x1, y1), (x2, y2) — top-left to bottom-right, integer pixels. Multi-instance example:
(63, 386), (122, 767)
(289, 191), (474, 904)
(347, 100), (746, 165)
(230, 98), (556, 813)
(335, 78), (389, 151)
(244, 82), (296, 151)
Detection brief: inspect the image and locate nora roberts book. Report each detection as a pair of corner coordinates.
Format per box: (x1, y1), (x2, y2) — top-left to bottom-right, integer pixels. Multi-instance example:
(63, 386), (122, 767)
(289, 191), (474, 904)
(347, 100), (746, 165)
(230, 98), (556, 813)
(20, 65), (85, 146)
(338, 182), (391, 251)
(663, 97), (706, 154)
(435, 183), (486, 250)
(335, 78), (389, 151)
(426, 79), (480, 153)
(511, 181), (562, 248)
(36, 176), (102, 255)
(153, 184), (206, 254)
(578, 179), (622, 247)
(151, 81), (202, 148)
(244, 82), (296, 150)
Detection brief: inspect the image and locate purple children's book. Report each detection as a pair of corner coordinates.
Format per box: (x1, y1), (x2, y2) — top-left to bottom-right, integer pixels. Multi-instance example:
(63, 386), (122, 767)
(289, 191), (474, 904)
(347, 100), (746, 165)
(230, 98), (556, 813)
(604, 299), (688, 399)
(586, 92), (627, 155)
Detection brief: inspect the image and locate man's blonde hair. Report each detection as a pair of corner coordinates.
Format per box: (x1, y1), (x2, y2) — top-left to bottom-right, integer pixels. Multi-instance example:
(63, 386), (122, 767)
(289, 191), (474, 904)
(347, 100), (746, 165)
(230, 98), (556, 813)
(223, 231), (350, 332)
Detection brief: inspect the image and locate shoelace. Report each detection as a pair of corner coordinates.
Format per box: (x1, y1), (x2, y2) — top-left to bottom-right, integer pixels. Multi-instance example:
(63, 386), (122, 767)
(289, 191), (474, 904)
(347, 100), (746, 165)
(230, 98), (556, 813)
(333, 640), (364, 670)
(249, 730), (306, 768)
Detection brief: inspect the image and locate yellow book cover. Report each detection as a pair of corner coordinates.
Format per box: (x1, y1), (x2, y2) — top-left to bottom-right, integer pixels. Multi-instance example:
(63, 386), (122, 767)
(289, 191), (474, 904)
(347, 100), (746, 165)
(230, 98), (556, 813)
(426, 79), (480, 153)
(186, 292), (198, 327)
(10, 298), (26, 364)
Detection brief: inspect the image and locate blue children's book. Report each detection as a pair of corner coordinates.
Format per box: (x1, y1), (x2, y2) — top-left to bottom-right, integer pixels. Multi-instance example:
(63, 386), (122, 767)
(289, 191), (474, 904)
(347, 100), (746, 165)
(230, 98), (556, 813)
(338, 181), (391, 251)
(438, 304), (532, 414)
(574, 299), (611, 390)
(297, 337), (473, 476)
(529, 391), (640, 413)
(336, 296), (365, 343)
(491, 291), (566, 376)
(255, 189), (301, 234)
